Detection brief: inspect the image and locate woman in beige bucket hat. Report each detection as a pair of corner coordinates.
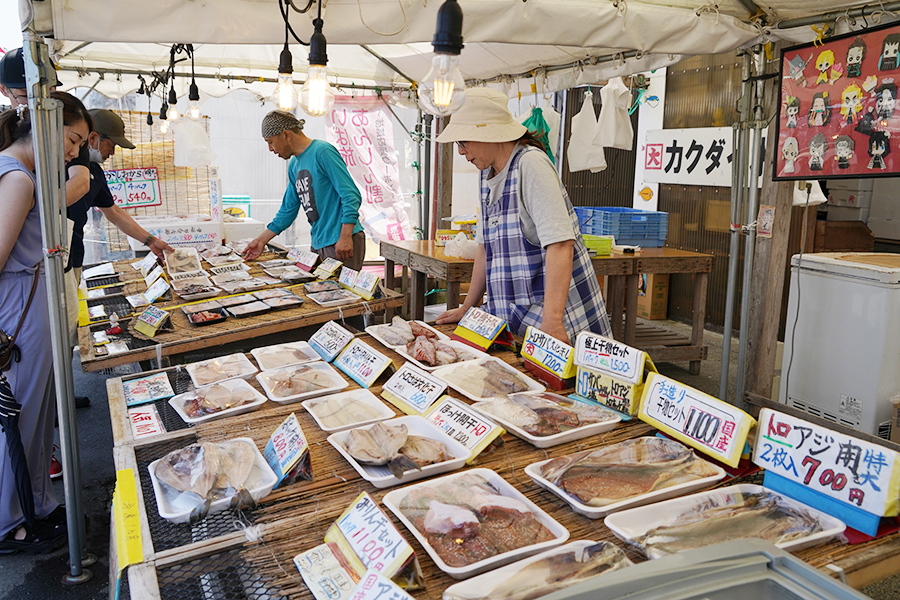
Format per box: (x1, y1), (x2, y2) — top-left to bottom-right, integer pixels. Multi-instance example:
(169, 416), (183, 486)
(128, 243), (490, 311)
(435, 88), (611, 344)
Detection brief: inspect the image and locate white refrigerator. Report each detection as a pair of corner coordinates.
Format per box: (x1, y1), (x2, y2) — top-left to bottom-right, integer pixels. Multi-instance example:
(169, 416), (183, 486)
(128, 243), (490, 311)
(780, 252), (900, 438)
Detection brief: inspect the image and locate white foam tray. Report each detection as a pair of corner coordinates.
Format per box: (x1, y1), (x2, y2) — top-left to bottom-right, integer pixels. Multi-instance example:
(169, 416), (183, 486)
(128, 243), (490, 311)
(328, 415), (470, 488)
(185, 353), (258, 388)
(432, 357), (544, 401)
(524, 439), (726, 517)
(365, 320), (450, 350)
(603, 483), (846, 559)
(177, 287), (222, 302)
(392, 339), (489, 372)
(148, 437), (277, 524)
(382, 467), (569, 579)
(471, 392), (621, 449)
(302, 388), (395, 432)
(168, 379), (267, 425)
(251, 341), (321, 371)
(255, 361), (349, 404)
(306, 290), (360, 307)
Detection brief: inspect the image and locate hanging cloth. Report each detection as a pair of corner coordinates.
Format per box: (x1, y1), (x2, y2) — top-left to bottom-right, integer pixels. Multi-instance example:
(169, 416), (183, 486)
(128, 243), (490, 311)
(593, 77), (634, 151)
(520, 107), (555, 165)
(566, 91), (607, 173)
(541, 98), (562, 163)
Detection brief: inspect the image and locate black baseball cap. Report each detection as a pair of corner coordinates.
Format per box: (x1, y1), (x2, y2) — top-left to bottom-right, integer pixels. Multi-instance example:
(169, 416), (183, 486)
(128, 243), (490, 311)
(0, 47), (61, 89)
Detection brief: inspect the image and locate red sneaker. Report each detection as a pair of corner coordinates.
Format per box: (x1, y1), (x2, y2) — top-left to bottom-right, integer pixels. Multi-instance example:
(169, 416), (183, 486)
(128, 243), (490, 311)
(49, 445), (62, 480)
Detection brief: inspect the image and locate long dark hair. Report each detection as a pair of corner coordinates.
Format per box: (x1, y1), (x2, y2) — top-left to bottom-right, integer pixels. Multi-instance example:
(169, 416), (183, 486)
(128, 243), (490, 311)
(0, 91), (93, 152)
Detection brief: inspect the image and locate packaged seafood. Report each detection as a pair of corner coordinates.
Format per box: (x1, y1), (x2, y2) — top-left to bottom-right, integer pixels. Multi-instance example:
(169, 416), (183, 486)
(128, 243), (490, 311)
(603, 484), (846, 559)
(168, 379), (266, 424)
(328, 416), (470, 487)
(367, 317), (450, 348)
(263, 296), (304, 310)
(254, 276), (282, 286)
(526, 438), (725, 517)
(209, 263), (251, 276)
(442, 540), (632, 600)
(185, 353), (258, 387)
(303, 389), (395, 432)
(187, 310), (226, 326)
(393, 338), (486, 371)
(307, 289), (360, 306)
(434, 358), (544, 401)
(257, 258), (294, 269)
(148, 437), (278, 523)
(165, 247), (202, 274)
(227, 238), (254, 255)
(251, 341), (321, 371)
(204, 253), (243, 266)
(176, 285), (221, 301)
(181, 300), (223, 314)
(303, 280), (343, 294)
(382, 468), (569, 578)
(471, 392), (620, 448)
(252, 288), (294, 300)
(226, 300), (271, 317)
(216, 294), (256, 308)
(279, 266), (315, 282)
(218, 279), (267, 294)
(200, 245), (234, 259)
(171, 275), (213, 289)
(256, 361), (349, 403)
(212, 271), (252, 285)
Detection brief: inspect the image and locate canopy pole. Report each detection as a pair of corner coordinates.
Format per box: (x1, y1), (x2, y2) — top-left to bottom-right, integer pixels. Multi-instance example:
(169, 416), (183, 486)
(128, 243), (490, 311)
(423, 114), (433, 237)
(416, 109), (425, 237)
(22, 36), (93, 585)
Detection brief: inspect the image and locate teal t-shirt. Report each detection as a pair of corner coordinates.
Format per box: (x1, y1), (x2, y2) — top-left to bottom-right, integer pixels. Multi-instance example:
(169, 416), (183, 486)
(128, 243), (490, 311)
(267, 139), (364, 250)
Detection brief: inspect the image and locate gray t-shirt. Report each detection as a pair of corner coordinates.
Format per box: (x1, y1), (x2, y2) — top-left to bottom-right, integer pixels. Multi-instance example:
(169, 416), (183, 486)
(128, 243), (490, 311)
(476, 145), (575, 248)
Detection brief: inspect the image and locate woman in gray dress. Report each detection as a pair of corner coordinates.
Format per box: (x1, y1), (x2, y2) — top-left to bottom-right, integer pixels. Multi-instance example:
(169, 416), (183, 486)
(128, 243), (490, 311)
(0, 92), (92, 553)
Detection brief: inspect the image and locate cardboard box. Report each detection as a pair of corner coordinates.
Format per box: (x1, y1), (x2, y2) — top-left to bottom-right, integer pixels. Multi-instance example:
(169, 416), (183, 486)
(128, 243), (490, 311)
(814, 221), (874, 252)
(637, 273), (668, 320)
(827, 189), (872, 207)
(826, 206), (870, 222)
(828, 178), (873, 192)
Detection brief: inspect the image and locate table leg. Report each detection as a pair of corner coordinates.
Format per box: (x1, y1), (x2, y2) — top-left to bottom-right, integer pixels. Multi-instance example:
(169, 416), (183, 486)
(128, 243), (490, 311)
(689, 272), (709, 375)
(401, 265), (409, 319)
(384, 258), (396, 321)
(608, 275), (625, 341)
(447, 281), (461, 311)
(625, 273), (639, 346)
(410, 269), (426, 321)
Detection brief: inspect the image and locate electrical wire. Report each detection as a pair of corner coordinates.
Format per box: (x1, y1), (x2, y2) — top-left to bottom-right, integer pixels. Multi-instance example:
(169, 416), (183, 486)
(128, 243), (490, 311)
(783, 182), (812, 406)
(279, 0), (310, 46)
(357, 0), (408, 36)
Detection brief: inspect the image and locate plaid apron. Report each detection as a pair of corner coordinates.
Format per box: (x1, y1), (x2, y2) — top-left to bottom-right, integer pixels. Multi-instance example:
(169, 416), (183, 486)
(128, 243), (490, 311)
(481, 145), (611, 339)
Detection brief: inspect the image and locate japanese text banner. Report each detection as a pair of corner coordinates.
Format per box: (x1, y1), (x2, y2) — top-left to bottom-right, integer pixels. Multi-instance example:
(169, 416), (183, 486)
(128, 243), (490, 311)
(643, 127), (733, 187)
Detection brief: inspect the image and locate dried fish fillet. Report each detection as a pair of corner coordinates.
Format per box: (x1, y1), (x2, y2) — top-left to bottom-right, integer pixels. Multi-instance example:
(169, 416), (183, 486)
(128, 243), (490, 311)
(309, 395), (384, 428)
(215, 440), (257, 490)
(155, 442), (221, 497)
(189, 355), (253, 387)
(441, 359), (532, 398)
(343, 422), (450, 478)
(479, 392), (618, 437)
(266, 365), (339, 398)
(181, 383), (258, 417)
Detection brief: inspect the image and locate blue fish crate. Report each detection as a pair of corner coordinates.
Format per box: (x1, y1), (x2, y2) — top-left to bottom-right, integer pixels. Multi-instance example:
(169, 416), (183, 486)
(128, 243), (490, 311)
(574, 207), (595, 233)
(592, 207), (668, 243)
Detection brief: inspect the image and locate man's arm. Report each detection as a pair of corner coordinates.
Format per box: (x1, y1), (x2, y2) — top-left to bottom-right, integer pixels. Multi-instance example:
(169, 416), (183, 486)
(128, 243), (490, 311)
(65, 144), (91, 206)
(98, 205), (172, 258)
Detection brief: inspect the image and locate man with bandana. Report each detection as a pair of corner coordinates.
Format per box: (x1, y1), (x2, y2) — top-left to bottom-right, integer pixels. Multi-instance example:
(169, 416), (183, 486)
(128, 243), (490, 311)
(244, 110), (365, 270)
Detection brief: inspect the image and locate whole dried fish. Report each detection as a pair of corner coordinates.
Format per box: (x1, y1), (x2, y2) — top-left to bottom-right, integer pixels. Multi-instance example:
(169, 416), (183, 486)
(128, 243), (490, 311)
(343, 422), (450, 478)
(441, 359), (532, 398)
(155, 442), (221, 497)
(181, 383), (257, 417)
(308, 395), (385, 428)
(478, 393), (618, 437)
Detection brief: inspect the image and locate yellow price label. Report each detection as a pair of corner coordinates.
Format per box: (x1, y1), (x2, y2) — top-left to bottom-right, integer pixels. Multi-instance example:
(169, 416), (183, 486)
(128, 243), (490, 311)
(113, 468), (144, 572)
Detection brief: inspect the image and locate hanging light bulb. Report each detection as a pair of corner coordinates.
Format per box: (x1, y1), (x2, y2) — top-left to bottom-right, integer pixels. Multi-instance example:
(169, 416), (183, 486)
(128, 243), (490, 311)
(189, 80), (201, 119)
(273, 41), (298, 111)
(419, 0), (465, 116)
(159, 101), (169, 134)
(299, 13), (335, 117)
(167, 86), (179, 121)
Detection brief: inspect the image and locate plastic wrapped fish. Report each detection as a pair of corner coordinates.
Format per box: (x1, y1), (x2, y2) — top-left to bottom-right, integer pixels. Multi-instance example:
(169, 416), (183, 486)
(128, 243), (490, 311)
(478, 392), (618, 437)
(440, 359), (532, 398)
(181, 383), (259, 418)
(304, 280), (343, 294)
(343, 421), (449, 478)
(308, 395), (387, 428)
(264, 364), (342, 398)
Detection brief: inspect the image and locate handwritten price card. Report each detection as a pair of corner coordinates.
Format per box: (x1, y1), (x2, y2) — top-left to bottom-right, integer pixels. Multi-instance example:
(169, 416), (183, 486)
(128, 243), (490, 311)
(325, 492), (414, 579)
(574, 332), (646, 385)
(576, 364), (650, 416)
(294, 543), (358, 600)
(339, 267), (360, 290)
(136, 253), (158, 277)
(755, 408), (900, 517)
(381, 363), (446, 415)
(264, 413), (310, 489)
(348, 570), (415, 600)
(134, 306), (170, 338)
(127, 404), (165, 439)
(288, 247), (319, 272)
(353, 271), (380, 301)
(424, 396), (504, 462)
(123, 372), (175, 407)
(452, 307), (508, 351)
(522, 326), (576, 379)
(314, 257), (343, 280)
(335, 339), (393, 388)
(112, 468), (144, 573)
(105, 167), (162, 208)
(143, 264), (164, 288)
(639, 373), (755, 467)
(142, 277), (170, 304)
(310, 321), (354, 361)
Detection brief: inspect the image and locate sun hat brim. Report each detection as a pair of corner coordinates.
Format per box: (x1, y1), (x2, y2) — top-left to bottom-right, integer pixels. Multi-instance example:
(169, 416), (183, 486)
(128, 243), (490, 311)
(435, 87), (528, 144)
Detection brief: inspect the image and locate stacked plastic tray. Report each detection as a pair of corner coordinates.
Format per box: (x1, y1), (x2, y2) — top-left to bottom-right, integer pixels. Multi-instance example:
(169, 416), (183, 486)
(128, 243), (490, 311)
(576, 207), (668, 247)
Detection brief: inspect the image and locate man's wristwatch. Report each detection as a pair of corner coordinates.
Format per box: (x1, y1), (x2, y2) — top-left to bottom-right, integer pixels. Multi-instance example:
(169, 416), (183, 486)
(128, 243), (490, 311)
(144, 234), (155, 247)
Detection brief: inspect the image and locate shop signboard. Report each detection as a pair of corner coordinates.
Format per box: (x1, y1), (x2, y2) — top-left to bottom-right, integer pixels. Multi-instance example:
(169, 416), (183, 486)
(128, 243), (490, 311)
(643, 127), (733, 187)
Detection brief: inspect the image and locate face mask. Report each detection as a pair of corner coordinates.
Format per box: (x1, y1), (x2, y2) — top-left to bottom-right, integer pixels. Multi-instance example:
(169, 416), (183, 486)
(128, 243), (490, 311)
(89, 147), (104, 163)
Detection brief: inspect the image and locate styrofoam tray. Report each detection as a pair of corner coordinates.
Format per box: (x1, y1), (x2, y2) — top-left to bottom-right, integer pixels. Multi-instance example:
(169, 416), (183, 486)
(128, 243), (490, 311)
(212, 271), (252, 285)
(328, 415), (470, 488)
(382, 467), (569, 578)
(148, 437), (277, 524)
(181, 300), (223, 314)
(258, 259), (294, 269)
(306, 289), (360, 307)
(365, 320), (450, 349)
(168, 378), (267, 425)
(251, 341), (321, 371)
(255, 361), (349, 403)
(393, 339), (490, 372)
(219, 279), (267, 294)
(210, 263), (251, 276)
(177, 286), (222, 301)
(442, 540), (630, 600)
(432, 357), (544, 401)
(302, 389), (395, 432)
(603, 483), (846, 559)
(471, 392), (621, 449)
(525, 445), (725, 518)
(165, 247), (202, 274)
(171, 275), (213, 289)
(185, 353), (258, 388)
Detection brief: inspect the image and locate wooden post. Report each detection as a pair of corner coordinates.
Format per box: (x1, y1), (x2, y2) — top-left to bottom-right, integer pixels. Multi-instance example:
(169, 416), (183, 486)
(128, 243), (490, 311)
(434, 116), (454, 238)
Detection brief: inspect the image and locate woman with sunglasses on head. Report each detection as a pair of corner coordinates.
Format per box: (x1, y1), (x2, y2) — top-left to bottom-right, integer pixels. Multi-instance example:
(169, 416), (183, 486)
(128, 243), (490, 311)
(435, 88), (610, 345)
(0, 91), (92, 554)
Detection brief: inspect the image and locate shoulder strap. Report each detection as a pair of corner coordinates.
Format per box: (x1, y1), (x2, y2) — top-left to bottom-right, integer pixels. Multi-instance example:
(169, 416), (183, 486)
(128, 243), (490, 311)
(9, 262), (41, 347)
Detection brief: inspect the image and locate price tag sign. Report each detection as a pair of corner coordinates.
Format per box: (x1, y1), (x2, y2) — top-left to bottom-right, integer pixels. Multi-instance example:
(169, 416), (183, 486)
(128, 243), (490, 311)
(127, 404), (165, 439)
(325, 492), (414, 579)
(310, 321), (354, 361)
(339, 267), (359, 289)
(264, 413), (310, 489)
(134, 306), (170, 338)
(381, 363), (446, 415)
(293, 543), (358, 600)
(112, 468), (144, 573)
(123, 373), (175, 407)
(335, 339), (393, 388)
(136, 253), (158, 277)
(314, 257), (343, 279)
(142, 277), (170, 304)
(143, 264), (164, 289)
(754, 408), (900, 516)
(574, 331), (645, 385)
(575, 364), (650, 416)
(638, 372), (755, 467)
(424, 396), (504, 462)
(106, 167), (162, 208)
(353, 271), (379, 301)
(288, 247), (319, 272)
(522, 326), (575, 379)
(348, 570), (415, 600)
(452, 307), (508, 351)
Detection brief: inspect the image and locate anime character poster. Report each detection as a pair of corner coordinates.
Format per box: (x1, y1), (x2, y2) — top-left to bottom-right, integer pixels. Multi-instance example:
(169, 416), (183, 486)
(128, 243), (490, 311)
(775, 22), (900, 180)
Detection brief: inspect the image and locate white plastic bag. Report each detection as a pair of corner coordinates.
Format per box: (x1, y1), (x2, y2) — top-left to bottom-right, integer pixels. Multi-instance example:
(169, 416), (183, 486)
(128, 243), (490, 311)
(444, 232), (478, 259)
(593, 77), (634, 151)
(793, 180), (828, 207)
(566, 91), (606, 173)
(172, 118), (217, 167)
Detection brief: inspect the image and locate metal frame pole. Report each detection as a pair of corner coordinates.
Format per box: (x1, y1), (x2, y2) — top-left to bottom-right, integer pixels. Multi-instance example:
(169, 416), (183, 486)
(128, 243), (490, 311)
(422, 113), (434, 237)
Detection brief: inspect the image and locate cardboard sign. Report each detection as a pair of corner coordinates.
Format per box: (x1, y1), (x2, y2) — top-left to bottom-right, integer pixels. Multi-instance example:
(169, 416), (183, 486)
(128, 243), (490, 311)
(348, 570), (415, 600)
(424, 396), (504, 463)
(143, 264), (164, 289)
(574, 331), (646, 385)
(123, 372), (175, 407)
(127, 404), (165, 439)
(310, 321), (354, 361)
(142, 277), (170, 304)
(638, 372), (755, 467)
(294, 543), (358, 600)
(335, 339), (393, 388)
(134, 306), (170, 338)
(381, 363), (446, 415)
(522, 326), (576, 379)
(353, 271), (380, 301)
(575, 362), (656, 416)
(325, 492), (414, 579)
(288, 247), (319, 272)
(264, 413), (311, 489)
(314, 257), (343, 280)
(755, 408), (900, 517)
(452, 307), (509, 351)
(339, 267), (360, 289)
